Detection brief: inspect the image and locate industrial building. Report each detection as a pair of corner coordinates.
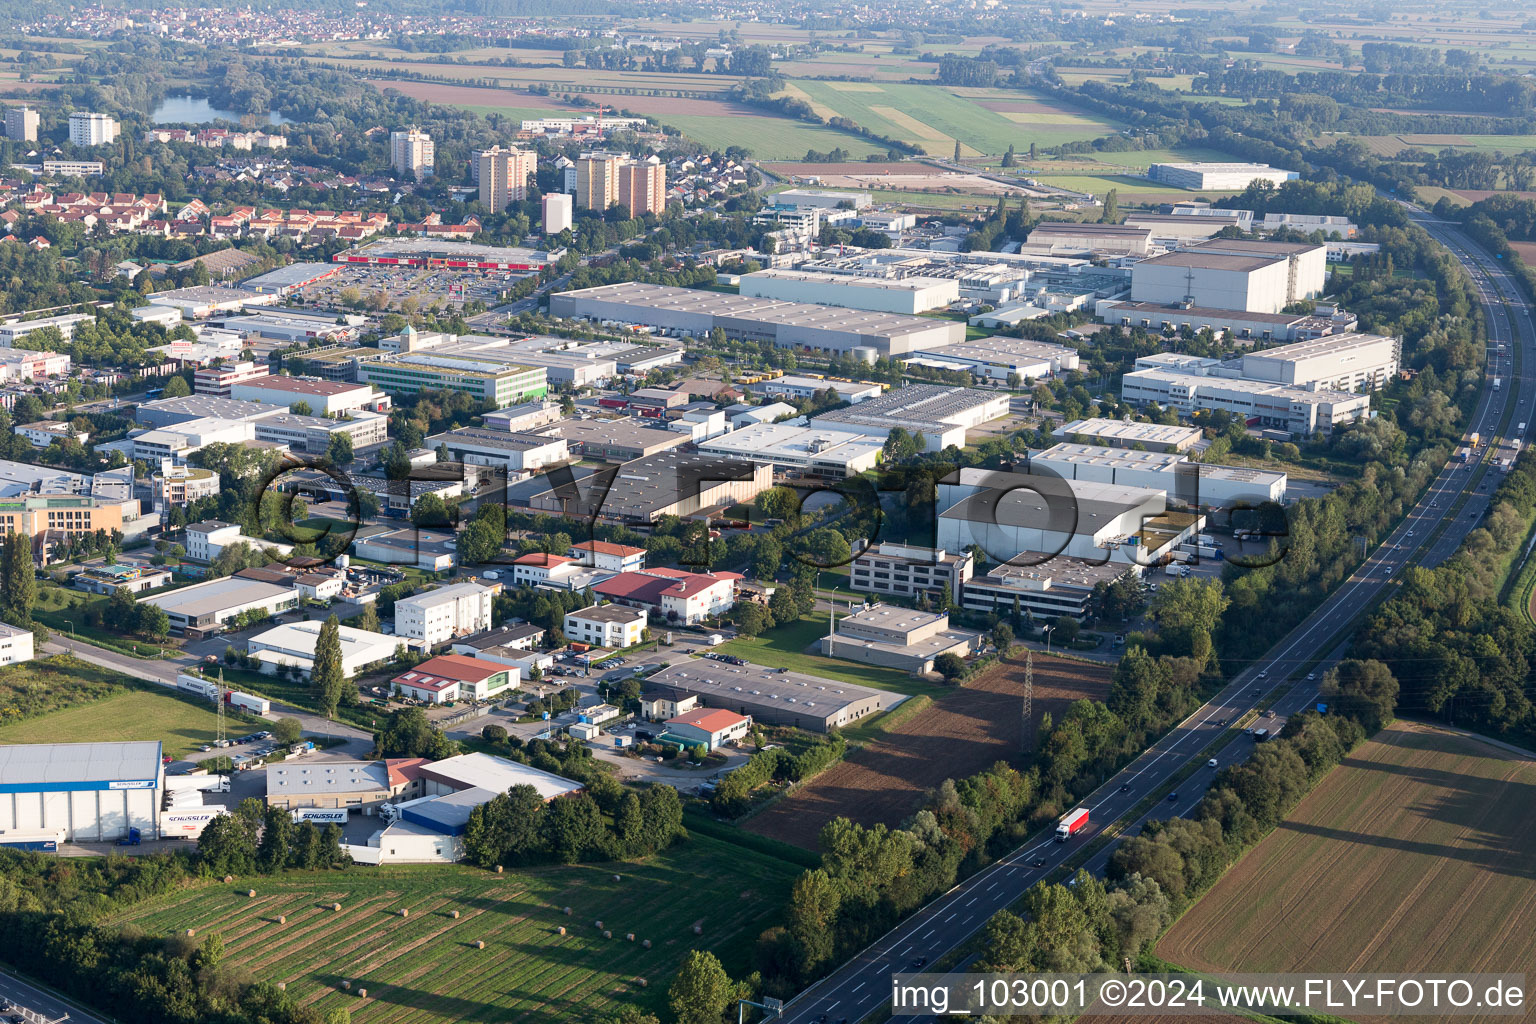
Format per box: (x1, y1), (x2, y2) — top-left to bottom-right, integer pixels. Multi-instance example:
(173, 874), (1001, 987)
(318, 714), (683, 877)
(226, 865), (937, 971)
(907, 336), (1081, 382)
(393, 582), (497, 647)
(738, 268), (960, 314)
(211, 312), (357, 344)
(351, 526), (458, 571)
(1095, 299), (1359, 344)
(247, 620), (397, 678)
(229, 377), (381, 416)
(643, 662), (899, 733)
(564, 603), (647, 648)
(1130, 239), (1327, 314)
(148, 286), (278, 319)
(593, 568), (740, 625)
(391, 654), (517, 704)
(426, 427), (569, 474)
(936, 467), (1203, 566)
(962, 558), (1137, 622)
(266, 760), (393, 812)
(849, 542), (974, 604)
(1024, 222), (1152, 256)
(773, 188), (872, 210)
(135, 395), (294, 429)
(0, 312), (95, 346)
(1239, 333), (1401, 392)
(418, 752), (584, 803)
(250, 411), (389, 454)
(483, 401), (563, 434)
(1147, 162), (1298, 190)
(242, 263), (340, 296)
(697, 423), (885, 479)
(141, 575), (299, 635)
(358, 355), (547, 408)
(1031, 443), (1287, 508)
(332, 238), (562, 272)
(1120, 369), (1371, 435)
(0, 741), (162, 842)
(549, 281), (964, 357)
(524, 449), (770, 523)
(520, 413), (689, 462)
(743, 375), (884, 404)
(821, 605), (981, 675)
(1052, 418), (1203, 453)
(808, 384), (1009, 452)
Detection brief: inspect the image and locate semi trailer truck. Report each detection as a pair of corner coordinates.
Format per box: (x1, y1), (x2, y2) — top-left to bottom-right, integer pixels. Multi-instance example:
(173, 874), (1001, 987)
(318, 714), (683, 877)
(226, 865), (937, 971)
(1055, 807), (1090, 842)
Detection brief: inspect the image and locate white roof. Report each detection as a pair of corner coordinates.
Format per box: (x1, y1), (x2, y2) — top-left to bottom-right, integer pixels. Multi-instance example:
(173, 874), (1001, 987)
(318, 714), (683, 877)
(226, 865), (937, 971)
(420, 752), (584, 802)
(0, 741), (162, 788)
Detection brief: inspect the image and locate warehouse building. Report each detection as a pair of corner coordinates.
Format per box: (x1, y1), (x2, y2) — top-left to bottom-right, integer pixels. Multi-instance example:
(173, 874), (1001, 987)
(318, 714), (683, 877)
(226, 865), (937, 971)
(0, 741), (162, 842)
(809, 384), (1009, 452)
(136, 395), (287, 429)
(393, 582), (497, 648)
(1031, 443), (1287, 508)
(936, 467), (1202, 566)
(907, 336), (1080, 382)
(549, 281), (964, 357)
(332, 238), (562, 272)
(418, 752), (584, 802)
(351, 526), (458, 571)
(212, 312), (357, 344)
(141, 576), (299, 636)
(849, 542), (974, 604)
(643, 662), (899, 733)
(426, 427), (569, 474)
(1095, 299), (1359, 344)
(229, 377), (382, 416)
(1120, 369), (1371, 435)
(821, 605), (982, 675)
(1024, 222), (1152, 256)
(266, 760), (392, 813)
(148, 286), (278, 318)
(247, 620), (397, 678)
(1130, 239), (1326, 314)
(697, 423), (885, 479)
(962, 558), (1136, 622)
(1239, 332), (1401, 392)
(242, 263), (340, 296)
(738, 268), (960, 314)
(743, 375), (884, 404)
(525, 450), (771, 523)
(1052, 418), (1203, 452)
(533, 417), (687, 461)
(482, 401), (563, 434)
(772, 188), (872, 210)
(1147, 162), (1298, 190)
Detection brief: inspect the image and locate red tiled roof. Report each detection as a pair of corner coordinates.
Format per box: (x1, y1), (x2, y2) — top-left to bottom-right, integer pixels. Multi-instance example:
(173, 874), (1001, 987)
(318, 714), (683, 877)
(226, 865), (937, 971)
(514, 552), (573, 567)
(667, 708), (749, 733)
(591, 569), (738, 605)
(571, 540), (645, 557)
(392, 654), (506, 689)
(385, 757), (431, 787)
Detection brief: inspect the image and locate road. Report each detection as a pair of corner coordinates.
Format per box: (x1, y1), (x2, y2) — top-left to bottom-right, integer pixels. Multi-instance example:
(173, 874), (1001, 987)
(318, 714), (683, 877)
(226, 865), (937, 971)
(0, 966), (109, 1023)
(775, 210), (1530, 1024)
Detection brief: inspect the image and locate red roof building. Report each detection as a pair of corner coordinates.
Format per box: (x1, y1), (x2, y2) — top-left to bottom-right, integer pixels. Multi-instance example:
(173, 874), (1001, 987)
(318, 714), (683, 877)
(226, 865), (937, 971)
(592, 568), (740, 625)
(662, 707), (752, 750)
(568, 539), (646, 573)
(391, 654), (515, 705)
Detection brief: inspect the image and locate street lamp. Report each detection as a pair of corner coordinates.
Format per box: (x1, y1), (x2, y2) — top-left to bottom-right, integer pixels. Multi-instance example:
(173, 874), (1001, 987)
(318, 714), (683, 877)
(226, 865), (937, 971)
(64, 619), (73, 638)
(1042, 624), (1055, 655)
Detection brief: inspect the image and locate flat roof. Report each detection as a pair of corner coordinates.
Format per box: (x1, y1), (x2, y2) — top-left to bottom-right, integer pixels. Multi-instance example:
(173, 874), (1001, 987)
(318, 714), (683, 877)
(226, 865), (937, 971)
(568, 603), (647, 624)
(137, 395), (288, 420)
(1099, 301), (1307, 326)
(235, 377), (371, 397)
(813, 383), (1000, 433)
(939, 470), (1164, 532)
(429, 427), (566, 453)
(698, 423), (884, 466)
(912, 336), (1075, 364)
(743, 268), (956, 293)
(535, 416), (687, 452)
(345, 238), (557, 263)
(244, 263), (337, 288)
(646, 661), (899, 721)
(153, 285), (267, 304)
(1188, 238), (1320, 257)
(268, 759), (390, 795)
(419, 752), (584, 801)
(1243, 332), (1398, 363)
(394, 582), (495, 609)
(1124, 369), (1368, 404)
(141, 576), (291, 617)
(1054, 418), (1204, 444)
(0, 741), (162, 792)
(1137, 251), (1278, 273)
(528, 448), (763, 518)
(1029, 222), (1151, 236)
(247, 620), (397, 658)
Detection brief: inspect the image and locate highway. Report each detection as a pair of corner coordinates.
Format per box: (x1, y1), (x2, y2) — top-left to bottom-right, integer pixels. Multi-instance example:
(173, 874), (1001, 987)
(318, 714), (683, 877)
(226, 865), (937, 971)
(0, 965), (109, 1023)
(775, 210), (1530, 1024)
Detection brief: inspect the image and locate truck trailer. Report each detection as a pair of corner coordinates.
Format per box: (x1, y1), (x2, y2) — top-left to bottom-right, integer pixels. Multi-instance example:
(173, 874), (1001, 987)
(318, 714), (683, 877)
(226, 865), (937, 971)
(291, 808), (349, 825)
(1055, 807), (1090, 842)
(226, 691), (271, 715)
(0, 829), (65, 852)
(161, 809), (228, 839)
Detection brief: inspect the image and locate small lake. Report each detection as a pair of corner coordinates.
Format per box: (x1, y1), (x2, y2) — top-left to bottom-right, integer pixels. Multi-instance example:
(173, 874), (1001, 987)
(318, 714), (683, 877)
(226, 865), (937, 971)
(150, 95), (289, 126)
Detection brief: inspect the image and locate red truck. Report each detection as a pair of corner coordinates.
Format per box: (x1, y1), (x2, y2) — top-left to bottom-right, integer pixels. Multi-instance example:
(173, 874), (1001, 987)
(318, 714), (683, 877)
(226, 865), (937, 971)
(1055, 807), (1090, 842)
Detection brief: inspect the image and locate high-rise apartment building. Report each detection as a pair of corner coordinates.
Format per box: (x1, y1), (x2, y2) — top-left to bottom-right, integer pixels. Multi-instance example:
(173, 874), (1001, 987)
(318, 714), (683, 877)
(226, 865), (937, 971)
(390, 127), (435, 182)
(5, 106), (38, 142)
(476, 146), (537, 213)
(619, 157), (667, 217)
(542, 192), (573, 235)
(574, 152), (623, 212)
(68, 112), (119, 147)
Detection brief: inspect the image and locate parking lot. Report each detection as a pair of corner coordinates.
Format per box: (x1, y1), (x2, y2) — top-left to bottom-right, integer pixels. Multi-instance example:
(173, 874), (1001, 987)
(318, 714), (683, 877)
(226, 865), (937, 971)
(296, 263), (530, 312)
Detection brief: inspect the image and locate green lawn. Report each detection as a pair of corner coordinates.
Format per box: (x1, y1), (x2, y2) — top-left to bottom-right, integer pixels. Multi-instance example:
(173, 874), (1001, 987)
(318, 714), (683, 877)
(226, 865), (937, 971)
(717, 616), (940, 697)
(0, 687), (262, 758)
(108, 832), (799, 1023)
(655, 113), (885, 160)
(34, 584), (179, 658)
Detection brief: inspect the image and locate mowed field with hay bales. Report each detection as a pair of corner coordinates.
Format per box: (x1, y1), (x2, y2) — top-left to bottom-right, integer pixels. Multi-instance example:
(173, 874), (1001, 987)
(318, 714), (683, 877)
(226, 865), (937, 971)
(1157, 722), (1536, 1014)
(110, 834), (801, 1023)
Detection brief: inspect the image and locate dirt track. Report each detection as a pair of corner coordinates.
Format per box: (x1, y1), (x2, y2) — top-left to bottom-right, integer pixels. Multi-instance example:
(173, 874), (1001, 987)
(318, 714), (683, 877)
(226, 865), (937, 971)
(743, 652), (1111, 850)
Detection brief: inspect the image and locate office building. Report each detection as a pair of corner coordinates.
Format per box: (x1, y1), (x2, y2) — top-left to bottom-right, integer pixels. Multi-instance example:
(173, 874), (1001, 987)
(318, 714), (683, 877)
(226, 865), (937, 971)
(5, 105), (38, 142)
(618, 157), (667, 216)
(1147, 162), (1298, 191)
(0, 312), (94, 347)
(229, 377), (380, 416)
(569, 540), (646, 574)
(542, 192), (573, 234)
(390, 127), (435, 182)
(0, 493), (123, 548)
(1032, 443), (1287, 509)
(426, 427), (568, 473)
(574, 152), (622, 211)
(1130, 239), (1327, 314)
(564, 604), (647, 649)
(849, 542), (974, 604)
(593, 568), (740, 625)
(1095, 299), (1360, 344)
(821, 605), (982, 676)
(391, 655), (517, 705)
(1120, 369), (1372, 435)
(962, 558), (1136, 622)
(658, 708), (751, 752)
(477, 146), (537, 213)
(68, 111), (119, 147)
(393, 582), (497, 648)
(251, 411), (390, 455)
(183, 520), (293, 563)
(358, 356), (546, 409)
(193, 361), (271, 397)
(151, 463), (220, 512)
(1238, 333), (1401, 393)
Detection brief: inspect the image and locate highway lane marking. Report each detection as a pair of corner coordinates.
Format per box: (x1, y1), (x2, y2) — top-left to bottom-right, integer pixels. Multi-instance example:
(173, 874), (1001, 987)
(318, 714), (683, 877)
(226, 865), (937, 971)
(966, 897), (977, 906)
(853, 982), (865, 993)
(944, 912), (957, 922)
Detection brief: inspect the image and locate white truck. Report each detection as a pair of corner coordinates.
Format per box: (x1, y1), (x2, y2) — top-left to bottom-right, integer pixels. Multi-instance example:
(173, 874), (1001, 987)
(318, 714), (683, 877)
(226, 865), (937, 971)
(165, 774), (230, 794)
(225, 691), (271, 715)
(176, 674), (221, 701)
(160, 809), (228, 840)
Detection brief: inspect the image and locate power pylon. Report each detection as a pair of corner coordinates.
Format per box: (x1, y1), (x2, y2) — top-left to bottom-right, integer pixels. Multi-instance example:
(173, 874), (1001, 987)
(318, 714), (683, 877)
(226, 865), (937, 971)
(1021, 647), (1034, 752)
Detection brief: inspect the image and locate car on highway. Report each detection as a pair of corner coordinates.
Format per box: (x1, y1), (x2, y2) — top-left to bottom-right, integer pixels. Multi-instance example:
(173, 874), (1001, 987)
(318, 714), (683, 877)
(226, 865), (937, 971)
(1207, 758), (1219, 768)
(1168, 791), (1179, 801)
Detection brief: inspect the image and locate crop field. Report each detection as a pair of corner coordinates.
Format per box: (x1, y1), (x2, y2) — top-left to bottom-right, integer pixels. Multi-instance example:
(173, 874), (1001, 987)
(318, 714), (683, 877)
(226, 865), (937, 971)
(743, 651), (1111, 849)
(110, 834), (798, 1023)
(1158, 722), (1536, 1024)
(785, 82), (1121, 157)
(654, 114), (885, 160)
(767, 164), (1029, 197)
(0, 688), (243, 758)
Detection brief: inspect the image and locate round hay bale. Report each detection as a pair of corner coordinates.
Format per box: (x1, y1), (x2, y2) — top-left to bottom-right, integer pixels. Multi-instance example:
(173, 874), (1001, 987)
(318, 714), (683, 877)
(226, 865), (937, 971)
(635, 977), (648, 989)
(332, 903), (342, 912)
(563, 906), (572, 916)
(358, 988), (367, 999)
(185, 928), (196, 938)
(613, 874), (621, 882)
(557, 926), (566, 936)
(495, 865), (504, 874)
(692, 924), (703, 935)
(247, 889), (257, 898)
(223, 875), (233, 884)
(342, 981), (351, 992)
(400, 908), (409, 918)
(277, 982), (286, 992)
(602, 930), (612, 940)
(626, 933), (635, 942)
(451, 910), (460, 919)
(277, 915), (287, 924)
(595, 919), (604, 929)
(642, 939), (652, 949)
(475, 939), (486, 950)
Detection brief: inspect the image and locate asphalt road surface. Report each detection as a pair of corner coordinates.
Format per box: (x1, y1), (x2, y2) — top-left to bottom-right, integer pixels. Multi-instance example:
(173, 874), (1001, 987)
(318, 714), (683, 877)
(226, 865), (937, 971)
(774, 210), (1529, 1024)
(0, 966), (109, 1023)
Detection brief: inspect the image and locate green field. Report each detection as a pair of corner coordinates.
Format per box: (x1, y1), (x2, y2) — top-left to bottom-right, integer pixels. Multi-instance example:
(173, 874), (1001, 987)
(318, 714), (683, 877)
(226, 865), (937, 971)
(716, 617), (937, 697)
(786, 81), (1121, 157)
(110, 833), (799, 1023)
(655, 113), (886, 160)
(34, 583), (180, 658)
(0, 687), (256, 758)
